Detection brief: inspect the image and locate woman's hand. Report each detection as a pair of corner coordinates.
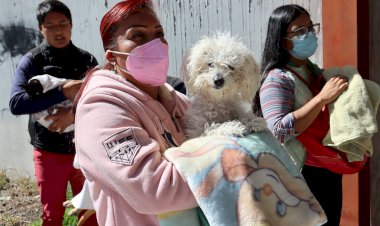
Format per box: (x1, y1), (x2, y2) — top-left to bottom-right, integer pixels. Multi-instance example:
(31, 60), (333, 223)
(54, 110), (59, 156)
(45, 107), (74, 133)
(316, 75), (349, 105)
(293, 75), (348, 133)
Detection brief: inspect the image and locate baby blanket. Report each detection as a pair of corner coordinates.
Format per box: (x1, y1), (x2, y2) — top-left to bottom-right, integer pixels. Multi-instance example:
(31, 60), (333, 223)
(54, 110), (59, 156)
(26, 74), (74, 132)
(164, 131), (327, 226)
(322, 66), (380, 162)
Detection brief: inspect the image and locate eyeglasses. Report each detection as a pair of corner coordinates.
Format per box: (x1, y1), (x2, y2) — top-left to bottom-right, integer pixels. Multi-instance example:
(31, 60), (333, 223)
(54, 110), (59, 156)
(287, 23), (320, 39)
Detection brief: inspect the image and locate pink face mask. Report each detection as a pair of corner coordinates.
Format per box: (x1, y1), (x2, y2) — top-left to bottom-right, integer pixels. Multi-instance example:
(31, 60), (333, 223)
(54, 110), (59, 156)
(107, 38), (169, 86)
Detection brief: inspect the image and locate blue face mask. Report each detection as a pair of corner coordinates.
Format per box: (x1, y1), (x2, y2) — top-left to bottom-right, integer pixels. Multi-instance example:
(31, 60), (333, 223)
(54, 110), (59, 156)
(288, 31), (318, 60)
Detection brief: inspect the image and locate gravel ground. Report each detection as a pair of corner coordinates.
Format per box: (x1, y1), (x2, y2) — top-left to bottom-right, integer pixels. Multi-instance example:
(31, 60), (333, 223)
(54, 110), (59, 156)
(0, 173), (42, 226)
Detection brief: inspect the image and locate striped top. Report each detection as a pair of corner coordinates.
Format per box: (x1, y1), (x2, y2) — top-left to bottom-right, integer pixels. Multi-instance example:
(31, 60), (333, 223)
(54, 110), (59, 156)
(259, 68), (296, 143)
(259, 62), (323, 144)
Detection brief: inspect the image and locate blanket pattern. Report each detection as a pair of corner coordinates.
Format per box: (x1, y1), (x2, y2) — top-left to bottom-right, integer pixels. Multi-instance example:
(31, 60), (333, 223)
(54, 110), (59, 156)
(164, 131), (327, 226)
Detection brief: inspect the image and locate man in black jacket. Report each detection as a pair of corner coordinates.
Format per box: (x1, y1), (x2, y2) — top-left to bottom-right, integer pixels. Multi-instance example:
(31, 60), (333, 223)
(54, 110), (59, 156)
(8, 1), (98, 225)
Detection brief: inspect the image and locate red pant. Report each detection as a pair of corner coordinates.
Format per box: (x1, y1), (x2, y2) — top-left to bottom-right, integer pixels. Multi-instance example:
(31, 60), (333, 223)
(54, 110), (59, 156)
(33, 149), (85, 226)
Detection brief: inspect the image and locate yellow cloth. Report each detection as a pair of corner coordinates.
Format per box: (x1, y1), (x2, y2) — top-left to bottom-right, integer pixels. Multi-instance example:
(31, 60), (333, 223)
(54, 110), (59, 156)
(322, 66), (380, 162)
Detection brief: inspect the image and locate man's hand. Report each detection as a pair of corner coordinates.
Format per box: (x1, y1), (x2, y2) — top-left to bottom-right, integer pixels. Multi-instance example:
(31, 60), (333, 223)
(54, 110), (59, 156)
(45, 107), (74, 133)
(62, 80), (83, 100)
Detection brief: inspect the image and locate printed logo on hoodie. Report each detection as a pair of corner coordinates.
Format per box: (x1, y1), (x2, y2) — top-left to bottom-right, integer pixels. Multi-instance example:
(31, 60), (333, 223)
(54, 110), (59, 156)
(102, 129), (141, 165)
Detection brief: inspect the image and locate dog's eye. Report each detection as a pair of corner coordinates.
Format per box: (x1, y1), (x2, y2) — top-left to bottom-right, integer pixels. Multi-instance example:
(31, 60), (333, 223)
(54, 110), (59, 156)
(228, 65), (235, 71)
(208, 63), (214, 68)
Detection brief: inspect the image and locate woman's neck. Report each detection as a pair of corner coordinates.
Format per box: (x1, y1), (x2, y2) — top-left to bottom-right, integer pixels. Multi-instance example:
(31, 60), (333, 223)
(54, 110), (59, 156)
(141, 86), (159, 100)
(130, 80), (159, 100)
(289, 55), (308, 67)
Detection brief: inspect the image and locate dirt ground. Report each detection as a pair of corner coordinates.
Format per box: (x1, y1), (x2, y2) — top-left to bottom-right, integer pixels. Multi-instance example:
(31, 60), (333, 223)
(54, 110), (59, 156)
(0, 173), (42, 226)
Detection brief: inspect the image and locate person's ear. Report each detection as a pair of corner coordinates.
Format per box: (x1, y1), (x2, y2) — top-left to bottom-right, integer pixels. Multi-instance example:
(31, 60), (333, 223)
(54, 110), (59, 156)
(281, 38), (293, 51)
(105, 50), (116, 63)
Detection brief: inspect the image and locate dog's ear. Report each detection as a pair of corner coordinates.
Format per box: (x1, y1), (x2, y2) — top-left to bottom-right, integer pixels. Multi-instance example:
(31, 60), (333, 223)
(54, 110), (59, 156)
(240, 54), (260, 101)
(180, 51), (190, 83)
(180, 49), (194, 95)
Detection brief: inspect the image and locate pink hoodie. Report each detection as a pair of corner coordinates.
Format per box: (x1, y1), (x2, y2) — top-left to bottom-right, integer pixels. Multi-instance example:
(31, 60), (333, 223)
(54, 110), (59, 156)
(75, 70), (197, 226)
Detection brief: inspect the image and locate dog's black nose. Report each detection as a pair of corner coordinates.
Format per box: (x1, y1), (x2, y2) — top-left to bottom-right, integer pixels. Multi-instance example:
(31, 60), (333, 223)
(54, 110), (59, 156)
(213, 74), (224, 88)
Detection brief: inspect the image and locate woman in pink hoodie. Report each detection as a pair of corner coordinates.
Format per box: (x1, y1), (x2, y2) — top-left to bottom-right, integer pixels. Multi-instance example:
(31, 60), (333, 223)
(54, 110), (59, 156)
(74, 1), (198, 225)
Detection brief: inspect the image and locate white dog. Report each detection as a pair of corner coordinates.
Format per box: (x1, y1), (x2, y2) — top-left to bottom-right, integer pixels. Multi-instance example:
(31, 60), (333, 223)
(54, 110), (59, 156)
(181, 32), (267, 139)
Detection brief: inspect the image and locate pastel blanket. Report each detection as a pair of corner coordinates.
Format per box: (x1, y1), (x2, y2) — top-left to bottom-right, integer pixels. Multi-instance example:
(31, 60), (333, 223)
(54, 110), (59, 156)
(164, 131), (327, 226)
(322, 66), (380, 162)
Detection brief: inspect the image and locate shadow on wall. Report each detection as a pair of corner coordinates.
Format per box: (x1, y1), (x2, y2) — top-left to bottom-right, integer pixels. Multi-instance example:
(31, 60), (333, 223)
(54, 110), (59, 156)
(0, 23), (42, 114)
(0, 23), (43, 64)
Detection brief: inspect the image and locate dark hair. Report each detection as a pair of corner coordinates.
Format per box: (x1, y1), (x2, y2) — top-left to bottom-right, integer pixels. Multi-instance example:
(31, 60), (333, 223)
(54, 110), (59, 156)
(260, 4), (309, 77)
(253, 4), (309, 115)
(37, 0), (72, 26)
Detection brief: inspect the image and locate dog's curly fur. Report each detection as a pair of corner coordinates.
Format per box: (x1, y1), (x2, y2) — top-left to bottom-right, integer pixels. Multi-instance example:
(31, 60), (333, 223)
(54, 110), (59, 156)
(181, 32), (267, 139)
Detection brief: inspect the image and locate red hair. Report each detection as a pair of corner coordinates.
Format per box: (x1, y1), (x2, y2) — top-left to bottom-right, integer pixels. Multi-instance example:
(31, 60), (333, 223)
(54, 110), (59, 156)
(100, 0), (154, 51)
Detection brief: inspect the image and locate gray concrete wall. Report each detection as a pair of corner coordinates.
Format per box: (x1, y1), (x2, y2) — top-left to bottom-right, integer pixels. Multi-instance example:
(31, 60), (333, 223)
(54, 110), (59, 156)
(156, 0), (323, 77)
(0, 0), (121, 178)
(0, 0), (322, 178)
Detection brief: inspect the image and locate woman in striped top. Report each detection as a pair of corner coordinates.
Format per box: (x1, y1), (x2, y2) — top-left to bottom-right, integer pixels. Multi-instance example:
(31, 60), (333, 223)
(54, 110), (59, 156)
(258, 4), (348, 226)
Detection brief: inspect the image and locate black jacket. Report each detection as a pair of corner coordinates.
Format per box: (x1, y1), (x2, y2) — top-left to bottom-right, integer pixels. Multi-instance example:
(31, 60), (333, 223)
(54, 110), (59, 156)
(10, 41), (98, 154)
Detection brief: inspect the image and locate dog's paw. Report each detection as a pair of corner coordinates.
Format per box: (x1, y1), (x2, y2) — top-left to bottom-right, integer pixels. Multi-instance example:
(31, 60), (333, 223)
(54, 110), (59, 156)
(63, 200), (82, 216)
(63, 200), (74, 208)
(204, 120), (248, 137)
(248, 117), (267, 132)
(68, 208), (82, 216)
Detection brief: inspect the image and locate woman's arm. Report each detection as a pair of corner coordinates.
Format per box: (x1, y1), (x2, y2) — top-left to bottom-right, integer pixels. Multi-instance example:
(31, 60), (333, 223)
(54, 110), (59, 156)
(75, 88), (197, 215)
(260, 69), (349, 138)
(293, 75), (348, 133)
(260, 70), (297, 142)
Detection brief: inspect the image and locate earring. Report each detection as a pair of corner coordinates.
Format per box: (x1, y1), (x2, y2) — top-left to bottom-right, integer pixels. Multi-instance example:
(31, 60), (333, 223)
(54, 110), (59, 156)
(110, 62), (117, 73)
